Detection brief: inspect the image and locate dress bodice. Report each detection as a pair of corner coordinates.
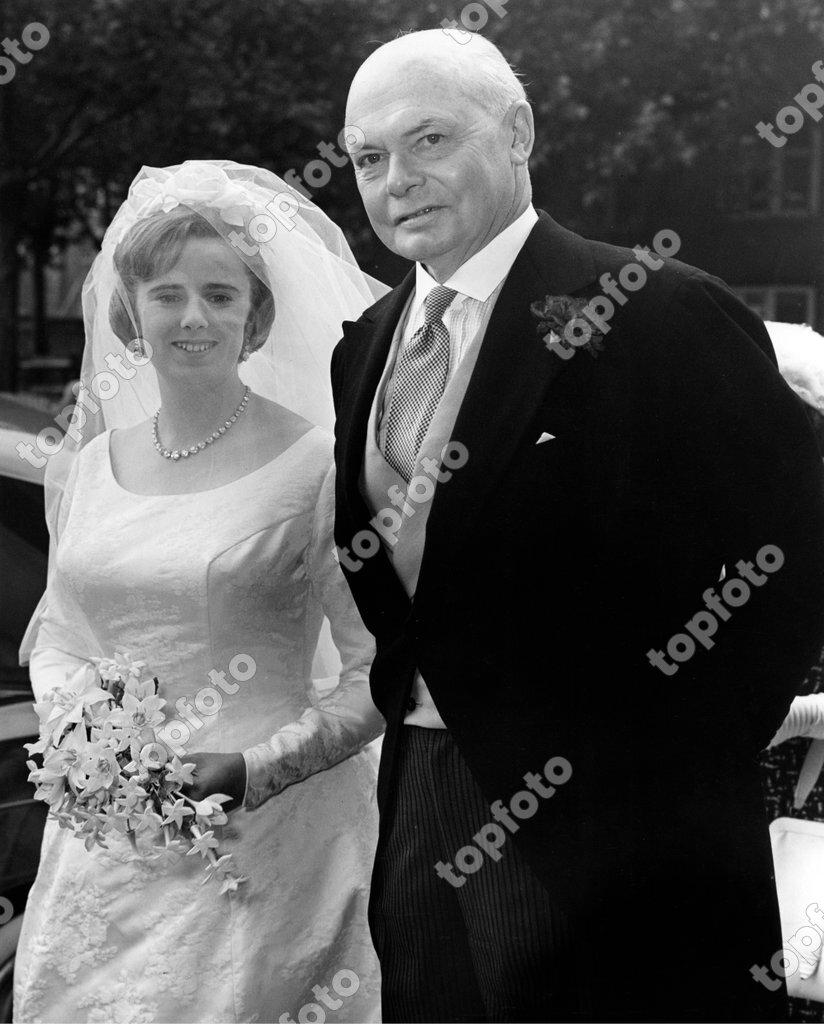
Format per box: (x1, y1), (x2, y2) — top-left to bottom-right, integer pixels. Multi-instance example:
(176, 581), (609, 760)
(54, 429), (336, 751)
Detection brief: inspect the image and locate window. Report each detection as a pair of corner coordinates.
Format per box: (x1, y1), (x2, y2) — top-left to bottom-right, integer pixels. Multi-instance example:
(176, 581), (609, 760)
(723, 131), (820, 217)
(735, 286), (816, 324)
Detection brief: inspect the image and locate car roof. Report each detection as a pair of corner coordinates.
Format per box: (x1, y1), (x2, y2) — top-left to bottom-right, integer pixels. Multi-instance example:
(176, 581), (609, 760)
(0, 395), (56, 434)
(0, 396), (56, 487)
(0, 429), (46, 486)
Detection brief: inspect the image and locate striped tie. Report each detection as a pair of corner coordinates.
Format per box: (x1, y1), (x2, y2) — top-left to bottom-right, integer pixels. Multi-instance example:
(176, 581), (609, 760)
(384, 285), (457, 481)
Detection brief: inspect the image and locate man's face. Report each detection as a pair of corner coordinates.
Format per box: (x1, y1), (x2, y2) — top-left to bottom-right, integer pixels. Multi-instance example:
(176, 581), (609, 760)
(347, 63), (521, 281)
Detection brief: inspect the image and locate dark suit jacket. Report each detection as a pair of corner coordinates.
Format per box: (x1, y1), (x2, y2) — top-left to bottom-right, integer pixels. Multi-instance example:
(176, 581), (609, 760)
(331, 211), (824, 1019)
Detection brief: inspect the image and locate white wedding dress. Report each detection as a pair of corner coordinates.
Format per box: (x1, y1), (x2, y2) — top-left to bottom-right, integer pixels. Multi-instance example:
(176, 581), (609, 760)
(13, 426), (383, 1024)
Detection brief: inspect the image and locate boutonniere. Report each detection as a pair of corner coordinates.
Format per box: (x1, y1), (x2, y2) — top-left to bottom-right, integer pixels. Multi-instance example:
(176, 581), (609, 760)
(530, 294), (605, 361)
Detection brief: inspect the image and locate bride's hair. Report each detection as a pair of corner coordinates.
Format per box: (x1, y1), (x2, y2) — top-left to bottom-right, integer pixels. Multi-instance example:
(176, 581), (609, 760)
(108, 204), (276, 354)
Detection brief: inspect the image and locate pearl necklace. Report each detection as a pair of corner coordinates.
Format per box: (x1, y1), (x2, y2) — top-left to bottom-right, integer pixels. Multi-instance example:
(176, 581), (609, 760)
(153, 385), (251, 461)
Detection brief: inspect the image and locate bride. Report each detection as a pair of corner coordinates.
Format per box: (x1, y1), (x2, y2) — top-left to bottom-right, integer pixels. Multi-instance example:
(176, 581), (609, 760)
(13, 161), (387, 1024)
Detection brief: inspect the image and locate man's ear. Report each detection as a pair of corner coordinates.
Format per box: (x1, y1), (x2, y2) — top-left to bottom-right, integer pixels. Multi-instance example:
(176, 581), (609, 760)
(510, 101), (535, 166)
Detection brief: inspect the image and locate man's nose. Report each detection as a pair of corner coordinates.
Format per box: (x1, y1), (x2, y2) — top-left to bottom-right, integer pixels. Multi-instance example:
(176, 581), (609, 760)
(180, 297), (208, 330)
(385, 153), (424, 197)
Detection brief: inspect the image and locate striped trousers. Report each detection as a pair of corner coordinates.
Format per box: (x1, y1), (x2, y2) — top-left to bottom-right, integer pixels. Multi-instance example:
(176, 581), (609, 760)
(369, 726), (585, 1023)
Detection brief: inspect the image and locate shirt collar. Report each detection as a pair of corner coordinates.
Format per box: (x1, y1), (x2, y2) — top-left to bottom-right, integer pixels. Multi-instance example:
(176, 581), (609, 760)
(414, 204), (538, 308)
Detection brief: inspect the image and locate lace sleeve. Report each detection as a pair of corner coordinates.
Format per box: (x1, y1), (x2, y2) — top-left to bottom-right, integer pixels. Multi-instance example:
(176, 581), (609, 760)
(241, 463), (384, 810)
(21, 451), (97, 702)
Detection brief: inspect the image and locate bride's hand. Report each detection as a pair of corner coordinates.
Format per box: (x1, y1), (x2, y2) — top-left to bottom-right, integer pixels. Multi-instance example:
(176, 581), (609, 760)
(180, 751), (247, 809)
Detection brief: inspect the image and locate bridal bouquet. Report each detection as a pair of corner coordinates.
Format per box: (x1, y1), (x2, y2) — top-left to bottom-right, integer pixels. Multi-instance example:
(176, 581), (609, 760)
(25, 652), (245, 893)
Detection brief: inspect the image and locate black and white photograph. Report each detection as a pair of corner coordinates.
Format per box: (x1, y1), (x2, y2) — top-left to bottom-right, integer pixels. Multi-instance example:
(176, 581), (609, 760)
(2, 1), (824, 1021)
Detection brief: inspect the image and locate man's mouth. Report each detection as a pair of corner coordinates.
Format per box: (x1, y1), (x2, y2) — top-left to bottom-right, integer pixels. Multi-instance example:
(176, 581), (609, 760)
(172, 341), (215, 353)
(395, 206), (442, 226)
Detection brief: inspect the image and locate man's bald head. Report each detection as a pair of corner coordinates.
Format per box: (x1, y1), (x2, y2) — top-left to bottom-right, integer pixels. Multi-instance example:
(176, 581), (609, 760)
(347, 29), (527, 125)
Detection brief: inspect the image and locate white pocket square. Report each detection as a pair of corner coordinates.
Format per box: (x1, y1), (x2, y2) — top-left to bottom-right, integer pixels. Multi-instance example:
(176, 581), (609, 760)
(536, 432), (555, 444)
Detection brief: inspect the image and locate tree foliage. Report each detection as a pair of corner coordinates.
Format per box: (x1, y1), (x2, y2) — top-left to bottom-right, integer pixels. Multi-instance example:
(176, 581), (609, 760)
(0, 0), (821, 386)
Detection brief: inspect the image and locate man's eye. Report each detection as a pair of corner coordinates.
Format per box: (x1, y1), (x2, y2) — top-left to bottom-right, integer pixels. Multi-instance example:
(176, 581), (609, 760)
(356, 153), (383, 168)
(423, 133), (443, 145)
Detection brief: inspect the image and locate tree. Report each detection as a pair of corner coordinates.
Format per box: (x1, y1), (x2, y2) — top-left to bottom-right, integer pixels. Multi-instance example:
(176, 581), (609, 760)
(0, 0), (386, 389)
(2, 0), (823, 389)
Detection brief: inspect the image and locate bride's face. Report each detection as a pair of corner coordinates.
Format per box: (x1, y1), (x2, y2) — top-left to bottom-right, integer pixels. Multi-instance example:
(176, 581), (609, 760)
(135, 237), (252, 387)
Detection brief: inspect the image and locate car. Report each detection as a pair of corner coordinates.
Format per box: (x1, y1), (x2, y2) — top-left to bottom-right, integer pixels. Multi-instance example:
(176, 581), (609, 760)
(0, 394), (53, 1022)
(0, 700), (46, 1022)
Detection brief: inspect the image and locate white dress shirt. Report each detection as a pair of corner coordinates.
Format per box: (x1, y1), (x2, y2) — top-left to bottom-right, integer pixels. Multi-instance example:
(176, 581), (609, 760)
(375, 204), (539, 726)
(377, 205), (539, 445)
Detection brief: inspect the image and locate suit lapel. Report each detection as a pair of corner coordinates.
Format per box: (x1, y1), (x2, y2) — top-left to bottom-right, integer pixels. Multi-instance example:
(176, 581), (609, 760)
(337, 270), (415, 516)
(416, 213), (598, 586)
(337, 213), (599, 602)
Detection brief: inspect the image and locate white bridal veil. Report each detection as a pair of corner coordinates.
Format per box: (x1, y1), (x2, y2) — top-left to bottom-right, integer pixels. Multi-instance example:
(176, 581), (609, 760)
(21, 159), (388, 664)
(80, 159), (384, 436)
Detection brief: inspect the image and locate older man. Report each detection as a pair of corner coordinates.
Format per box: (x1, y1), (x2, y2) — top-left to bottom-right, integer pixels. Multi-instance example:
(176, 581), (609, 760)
(331, 29), (824, 1022)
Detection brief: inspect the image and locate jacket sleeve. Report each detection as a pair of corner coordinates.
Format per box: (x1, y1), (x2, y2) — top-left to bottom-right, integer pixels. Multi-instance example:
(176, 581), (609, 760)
(647, 273), (824, 750)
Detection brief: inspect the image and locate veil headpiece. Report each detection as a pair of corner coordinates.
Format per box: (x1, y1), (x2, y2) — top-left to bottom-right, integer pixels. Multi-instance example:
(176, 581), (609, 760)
(74, 160), (385, 439)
